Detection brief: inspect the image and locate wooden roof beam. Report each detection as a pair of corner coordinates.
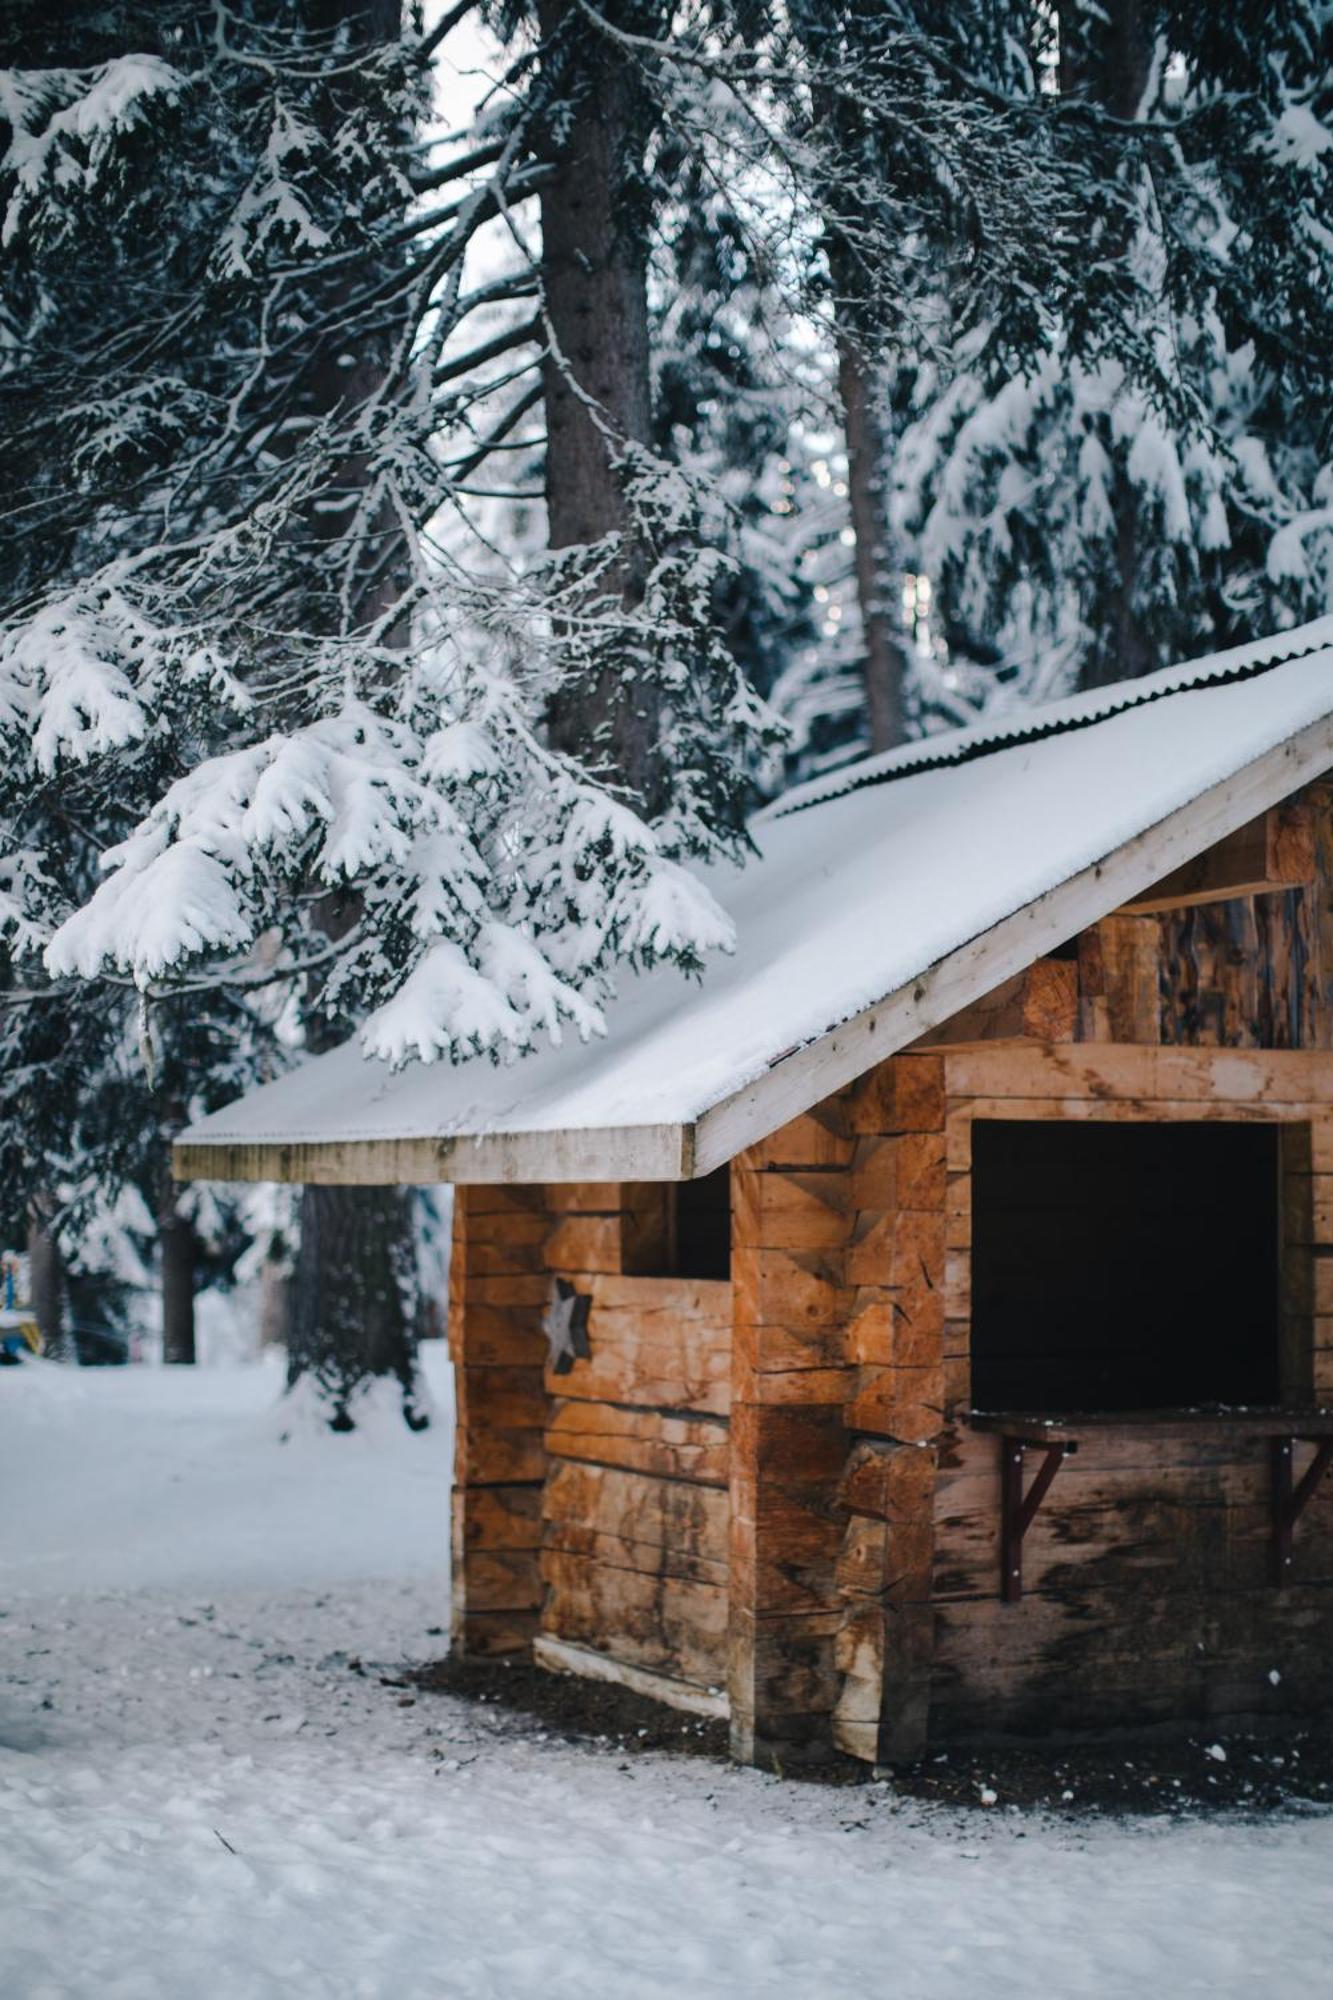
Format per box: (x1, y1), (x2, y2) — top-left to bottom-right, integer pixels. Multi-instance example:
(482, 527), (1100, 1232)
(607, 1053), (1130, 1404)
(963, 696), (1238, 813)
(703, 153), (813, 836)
(1119, 800), (1315, 914)
(907, 958), (1079, 1053)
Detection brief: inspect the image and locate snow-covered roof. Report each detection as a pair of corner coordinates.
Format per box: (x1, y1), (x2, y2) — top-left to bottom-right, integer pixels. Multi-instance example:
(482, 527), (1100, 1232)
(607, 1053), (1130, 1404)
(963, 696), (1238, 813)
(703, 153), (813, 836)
(177, 622), (1333, 1186)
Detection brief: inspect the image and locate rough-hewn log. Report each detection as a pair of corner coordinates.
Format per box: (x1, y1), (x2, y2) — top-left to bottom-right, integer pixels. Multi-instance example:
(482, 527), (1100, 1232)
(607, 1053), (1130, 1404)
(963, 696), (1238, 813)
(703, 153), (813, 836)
(546, 1274), (730, 1414)
(545, 1399), (729, 1486)
(1077, 915), (1161, 1044)
(450, 1186), (549, 1656)
(911, 959), (1079, 1051)
(729, 1101), (856, 1764)
(1122, 801), (1315, 914)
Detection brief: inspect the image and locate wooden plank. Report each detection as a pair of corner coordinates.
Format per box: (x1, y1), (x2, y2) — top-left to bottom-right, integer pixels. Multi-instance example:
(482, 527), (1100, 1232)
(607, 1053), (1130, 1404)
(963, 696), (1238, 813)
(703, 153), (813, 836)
(848, 1056), (946, 1136)
(1157, 884), (1323, 1051)
(945, 1092), (1322, 1170)
(542, 1214), (623, 1273)
(732, 1244), (854, 1333)
(742, 1104), (854, 1171)
(546, 1273), (731, 1413)
(932, 1581), (1333, 1679)
(1308, 782), (1333, 1050)
(540, 1550), (729, 1687)
(732, 1168), (851, 1251)
(453, 1548), (545, 1614)
(846, 1205), (945, 1290)
(728, 1381), (851, 1761)
(533, 1635), (729, 1717)
(845, 1288), (945, 1367)
(450, 1305), (546, 1366)
(911, 959), (1079, 1051)
(545, 1399), (729, 1486)
(577, 1273), (730, 1314)
(452, 1483), (542, 1553)
(852, 1132), (947, 1212)
(540, 1183), (624, 1213)
(845, 1364), (946, 1442)
(1122, 801), (1316, 913)
(728, 1606), (845, 1761)
(451, 1186), (548, 1657)
(176, 1119), (695, 1187)
(1077, 915), (1161, 1044)
(451, 1609), (541, 1656)
(543, 1461), (728, 1567)
(1285, 1174), (1333, 1243)
(544, 1521), (728, 1588)
(944, 1042), (1333, 1104)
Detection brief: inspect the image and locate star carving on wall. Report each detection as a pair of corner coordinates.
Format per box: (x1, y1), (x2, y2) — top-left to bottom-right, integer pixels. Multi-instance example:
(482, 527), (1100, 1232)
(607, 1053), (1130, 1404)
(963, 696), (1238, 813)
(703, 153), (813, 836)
(543, 1277), (591, 1375)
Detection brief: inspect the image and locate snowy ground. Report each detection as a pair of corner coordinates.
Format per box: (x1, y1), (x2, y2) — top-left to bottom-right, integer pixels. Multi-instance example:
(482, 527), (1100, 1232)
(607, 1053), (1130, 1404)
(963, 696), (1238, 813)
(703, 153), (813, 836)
(3, 1354), (1332, 1999)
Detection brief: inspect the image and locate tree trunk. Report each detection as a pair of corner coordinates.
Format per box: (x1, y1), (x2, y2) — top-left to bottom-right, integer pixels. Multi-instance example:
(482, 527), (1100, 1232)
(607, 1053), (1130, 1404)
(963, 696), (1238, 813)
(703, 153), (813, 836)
(281, 0), (425, 1431)
(1061, 0), (1154, 691)
(288, 1184), (425, 1430)
(259, 1251), (290, 1349)
(836, 339), (908, 751)
(794, 2), (910, 753)
(26, 1196), (65, 1360)
(536, 0), (658, 803)
(160, 1205), (196, 1365)
(1059, 0), (1150, 116)
(288, 898), (422, 1422)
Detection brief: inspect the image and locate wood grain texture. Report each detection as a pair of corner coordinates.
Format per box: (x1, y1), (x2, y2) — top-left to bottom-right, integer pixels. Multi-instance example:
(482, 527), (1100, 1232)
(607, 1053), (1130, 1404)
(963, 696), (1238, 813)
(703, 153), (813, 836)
(450, 1187), (551, 1655)
(544, 1273), (731, 1414)
(729, 1135), (860, 1761)
(1123, 800), (1316, 913)
(545, 1399), (729, 1485)
(911, 959), (1079, 1051)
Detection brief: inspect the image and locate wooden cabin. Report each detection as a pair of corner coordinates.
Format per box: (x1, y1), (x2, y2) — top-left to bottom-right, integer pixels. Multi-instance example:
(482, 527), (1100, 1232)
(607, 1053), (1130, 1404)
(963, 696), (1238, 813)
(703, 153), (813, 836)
(179, 624), (1333, 1765)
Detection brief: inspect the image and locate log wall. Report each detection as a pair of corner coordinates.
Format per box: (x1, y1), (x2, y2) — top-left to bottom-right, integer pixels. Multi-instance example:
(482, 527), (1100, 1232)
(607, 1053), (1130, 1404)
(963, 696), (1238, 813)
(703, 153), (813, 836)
(449, 1182), (732, 1695)
(542, 1261), (731, 1694)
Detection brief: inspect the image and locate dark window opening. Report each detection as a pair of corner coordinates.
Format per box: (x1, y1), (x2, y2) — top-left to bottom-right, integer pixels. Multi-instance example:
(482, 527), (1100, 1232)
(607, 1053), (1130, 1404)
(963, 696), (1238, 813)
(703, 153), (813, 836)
(971, 1119), (1282, 1413)
(622, 1169), (731, 1281)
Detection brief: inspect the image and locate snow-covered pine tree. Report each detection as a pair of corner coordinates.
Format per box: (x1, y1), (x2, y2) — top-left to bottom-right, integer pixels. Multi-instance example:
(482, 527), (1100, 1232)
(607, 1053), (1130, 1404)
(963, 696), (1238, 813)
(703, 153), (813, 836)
(893, 0), (1333, 714)
(475, 0), (1164, 779)
(0, 1), (769, 1417)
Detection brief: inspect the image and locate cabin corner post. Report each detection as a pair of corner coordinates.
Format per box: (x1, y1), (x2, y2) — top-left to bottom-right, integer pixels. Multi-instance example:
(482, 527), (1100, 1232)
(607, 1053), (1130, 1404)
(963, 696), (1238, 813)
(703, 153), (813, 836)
(727, 1101), (856, 1766)
(449, 1185), (549, 1657)
(832, 1053), (948, 1765)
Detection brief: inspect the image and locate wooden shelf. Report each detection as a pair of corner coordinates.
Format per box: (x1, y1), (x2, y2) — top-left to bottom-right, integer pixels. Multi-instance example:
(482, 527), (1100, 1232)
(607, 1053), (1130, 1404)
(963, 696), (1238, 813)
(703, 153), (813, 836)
(965, 1410), (1333, 1598)
(966, 1408), (1333, 1448)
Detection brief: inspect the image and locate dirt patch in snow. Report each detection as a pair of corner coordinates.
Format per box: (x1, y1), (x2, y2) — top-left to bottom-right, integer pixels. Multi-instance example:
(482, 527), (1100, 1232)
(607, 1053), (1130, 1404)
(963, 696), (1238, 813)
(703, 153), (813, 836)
(410, 1651), (730, 1760)
(409, 1653), (1333, 1817)
(881, 1726), (1333, 1818)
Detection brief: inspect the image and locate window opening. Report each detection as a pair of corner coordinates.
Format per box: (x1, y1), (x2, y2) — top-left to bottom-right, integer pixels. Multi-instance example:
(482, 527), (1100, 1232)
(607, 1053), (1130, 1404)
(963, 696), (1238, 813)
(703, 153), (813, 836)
(622, 1168), (731, 1281)
(970, 1119), (1282, 1412)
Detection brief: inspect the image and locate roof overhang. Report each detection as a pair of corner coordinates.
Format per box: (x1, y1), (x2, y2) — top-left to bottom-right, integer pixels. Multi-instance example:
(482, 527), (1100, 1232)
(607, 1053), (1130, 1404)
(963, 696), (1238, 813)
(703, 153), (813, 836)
(174, 708), (1333, 1187)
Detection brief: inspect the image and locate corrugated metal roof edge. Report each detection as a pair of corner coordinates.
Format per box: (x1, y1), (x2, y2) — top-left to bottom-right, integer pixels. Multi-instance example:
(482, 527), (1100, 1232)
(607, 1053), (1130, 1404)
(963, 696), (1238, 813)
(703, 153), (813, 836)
(766, 625), (1333, 823)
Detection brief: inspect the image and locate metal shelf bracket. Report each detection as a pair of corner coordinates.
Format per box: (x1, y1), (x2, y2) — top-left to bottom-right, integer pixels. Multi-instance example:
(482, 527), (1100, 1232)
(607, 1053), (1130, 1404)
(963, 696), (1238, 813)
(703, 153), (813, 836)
(1000, 1436), (1077, 1603)
(1272, 1436), (1333, 1586)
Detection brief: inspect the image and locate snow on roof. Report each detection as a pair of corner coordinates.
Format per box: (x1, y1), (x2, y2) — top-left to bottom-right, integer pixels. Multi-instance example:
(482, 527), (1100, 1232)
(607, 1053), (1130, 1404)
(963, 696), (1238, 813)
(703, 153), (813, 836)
(767, 613), (1333, 819)
(177, 624), (1333, 1185)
